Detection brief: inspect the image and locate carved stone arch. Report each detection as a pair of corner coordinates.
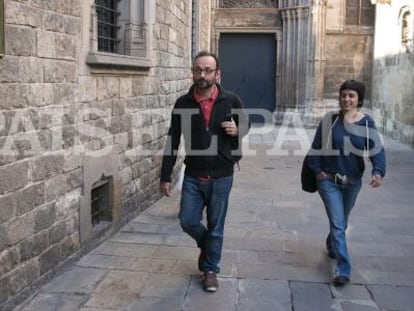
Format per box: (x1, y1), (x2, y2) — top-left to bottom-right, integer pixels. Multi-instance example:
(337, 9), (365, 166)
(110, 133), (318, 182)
(399, 5), (413, 53)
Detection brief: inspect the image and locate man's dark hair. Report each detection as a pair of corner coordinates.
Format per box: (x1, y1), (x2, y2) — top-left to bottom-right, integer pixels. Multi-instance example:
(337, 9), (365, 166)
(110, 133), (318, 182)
(193, 51), (220, 70)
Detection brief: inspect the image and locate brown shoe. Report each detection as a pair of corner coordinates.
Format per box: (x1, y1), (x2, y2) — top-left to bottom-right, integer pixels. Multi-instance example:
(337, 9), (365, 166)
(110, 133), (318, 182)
(203, 271), (218, 292)
(198, 249), (205, 272)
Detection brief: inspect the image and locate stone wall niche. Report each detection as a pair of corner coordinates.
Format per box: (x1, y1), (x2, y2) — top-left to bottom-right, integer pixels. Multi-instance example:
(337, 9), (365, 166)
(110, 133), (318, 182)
(80, 147), (122, 242)
(91, 177), (112, 228)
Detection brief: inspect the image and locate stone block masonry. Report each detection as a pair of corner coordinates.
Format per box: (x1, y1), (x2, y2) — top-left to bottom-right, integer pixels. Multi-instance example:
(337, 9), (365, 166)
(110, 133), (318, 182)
(0, 1), (194, 310)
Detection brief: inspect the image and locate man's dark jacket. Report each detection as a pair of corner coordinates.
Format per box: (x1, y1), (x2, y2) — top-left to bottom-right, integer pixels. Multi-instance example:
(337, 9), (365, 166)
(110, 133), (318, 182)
(160, 83), (249, 182)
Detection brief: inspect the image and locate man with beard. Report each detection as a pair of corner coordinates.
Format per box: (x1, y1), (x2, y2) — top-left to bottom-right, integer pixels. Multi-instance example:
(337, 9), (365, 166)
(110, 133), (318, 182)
(160, 51), (249, 292)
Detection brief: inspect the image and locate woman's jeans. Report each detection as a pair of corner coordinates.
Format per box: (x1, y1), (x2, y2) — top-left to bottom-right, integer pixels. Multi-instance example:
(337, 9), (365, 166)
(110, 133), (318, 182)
(318, 178), (362, 277)
(179, 175), (233, 273)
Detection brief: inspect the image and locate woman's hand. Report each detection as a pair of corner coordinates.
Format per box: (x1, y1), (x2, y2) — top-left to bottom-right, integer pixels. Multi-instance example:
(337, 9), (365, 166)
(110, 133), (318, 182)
(316, 171), (327, 181)
(369, 174), (383, 188)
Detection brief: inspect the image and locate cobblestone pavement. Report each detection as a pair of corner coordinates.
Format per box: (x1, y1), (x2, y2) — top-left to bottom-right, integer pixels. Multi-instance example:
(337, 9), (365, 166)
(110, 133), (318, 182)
(15, 126), (414, 311)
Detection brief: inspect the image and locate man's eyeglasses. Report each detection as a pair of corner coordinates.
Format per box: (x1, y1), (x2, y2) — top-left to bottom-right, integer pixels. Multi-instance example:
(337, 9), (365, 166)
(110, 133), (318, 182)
(193, 68), (217, 75)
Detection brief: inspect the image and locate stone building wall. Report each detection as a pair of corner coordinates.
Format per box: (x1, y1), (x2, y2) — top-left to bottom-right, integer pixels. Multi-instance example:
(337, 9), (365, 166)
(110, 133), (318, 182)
(199, 1), (213, 51)
(0, 1), (83, 308)
(323, 0), (375, 106)
(1, 0), (413, 309)
(371, 0), (414, 146)
(324, 33), (374, 100)
(0, 0), (194, 309)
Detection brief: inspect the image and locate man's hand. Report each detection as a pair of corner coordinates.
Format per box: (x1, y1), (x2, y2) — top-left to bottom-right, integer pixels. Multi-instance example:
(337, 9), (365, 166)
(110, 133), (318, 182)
(370, 174), (383, 188)
(160, 181), (172, 197)
(221, 119), (238, 137)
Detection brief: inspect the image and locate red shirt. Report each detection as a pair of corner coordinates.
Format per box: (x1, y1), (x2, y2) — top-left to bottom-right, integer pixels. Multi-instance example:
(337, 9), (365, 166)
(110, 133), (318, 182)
(193, 84), (219, 127)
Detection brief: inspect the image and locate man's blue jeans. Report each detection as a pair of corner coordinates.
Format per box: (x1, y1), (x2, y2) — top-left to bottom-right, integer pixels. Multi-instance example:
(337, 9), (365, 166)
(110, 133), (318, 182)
(318, 178), (362, 277)
(179, 175), (233, 273)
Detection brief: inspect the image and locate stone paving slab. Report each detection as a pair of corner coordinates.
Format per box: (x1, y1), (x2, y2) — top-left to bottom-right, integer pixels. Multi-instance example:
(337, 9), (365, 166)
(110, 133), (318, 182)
(14, 128), (414, 310)
(237, 279), (291, 311)
(18, 294), (87, 311)
(183, 277), (238, 311)
(41, 268), (108, 295)
(339, 301), (380, 311)
(367, 285), (414, 311)
(290, 282), (334, 311)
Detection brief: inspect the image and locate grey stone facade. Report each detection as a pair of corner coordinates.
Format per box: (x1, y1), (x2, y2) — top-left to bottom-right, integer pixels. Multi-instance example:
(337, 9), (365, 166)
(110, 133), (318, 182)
(323, 0), (376, 108)
(371, 0), (414, 146)
(1, 0), (413, 309)
(1, 2), (84, 309)
(211, 0), (376, 123)
(0, 1), (212, 309)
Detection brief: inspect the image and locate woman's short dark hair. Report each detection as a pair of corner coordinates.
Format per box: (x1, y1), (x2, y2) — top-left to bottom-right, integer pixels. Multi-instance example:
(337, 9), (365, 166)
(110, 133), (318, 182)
(339, 79), (365, 108)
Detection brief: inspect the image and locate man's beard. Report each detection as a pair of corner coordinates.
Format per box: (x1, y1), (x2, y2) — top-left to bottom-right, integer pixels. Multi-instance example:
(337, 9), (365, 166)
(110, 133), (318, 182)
(194, 78), (215, 90)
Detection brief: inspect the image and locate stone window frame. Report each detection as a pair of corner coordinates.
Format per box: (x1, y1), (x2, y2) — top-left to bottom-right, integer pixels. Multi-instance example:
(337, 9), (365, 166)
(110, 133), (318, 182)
(95, 0), (119, 53)
(86, 0), (155, 70)
(0, 0), (4, 57)
(344, 0), (375, 27)
(399, 6), (413, 53)
(217, 0), (278, 8)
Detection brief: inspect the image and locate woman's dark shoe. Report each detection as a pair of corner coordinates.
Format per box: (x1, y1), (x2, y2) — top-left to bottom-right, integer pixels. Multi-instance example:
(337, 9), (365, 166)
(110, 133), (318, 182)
(333, 275), (350, 286)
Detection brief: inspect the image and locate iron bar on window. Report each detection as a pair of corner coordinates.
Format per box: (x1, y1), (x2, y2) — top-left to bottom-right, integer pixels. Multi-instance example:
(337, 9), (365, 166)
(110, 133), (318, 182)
(95, 0), (120, 53)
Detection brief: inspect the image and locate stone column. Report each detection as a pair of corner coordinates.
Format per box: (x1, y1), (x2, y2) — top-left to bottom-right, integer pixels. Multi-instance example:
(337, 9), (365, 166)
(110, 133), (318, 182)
(275, 31), (283, 111)
(143, 0), (156, 59)
(304, 0), (327, 123)
(280, 5), (310, 111)
(212, 28), (220, 56)
(296, 7), (309, 111)
(280, 9), (294, 110)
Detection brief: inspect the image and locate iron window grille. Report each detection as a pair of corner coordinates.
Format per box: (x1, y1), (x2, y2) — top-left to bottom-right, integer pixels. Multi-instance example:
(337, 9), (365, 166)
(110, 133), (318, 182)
(91, 179), (109, 226)
(95, 0), (120, 53)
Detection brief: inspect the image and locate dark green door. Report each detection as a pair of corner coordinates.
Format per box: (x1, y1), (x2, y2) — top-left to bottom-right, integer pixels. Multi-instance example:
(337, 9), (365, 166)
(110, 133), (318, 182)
(219, 33), (276, 123)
